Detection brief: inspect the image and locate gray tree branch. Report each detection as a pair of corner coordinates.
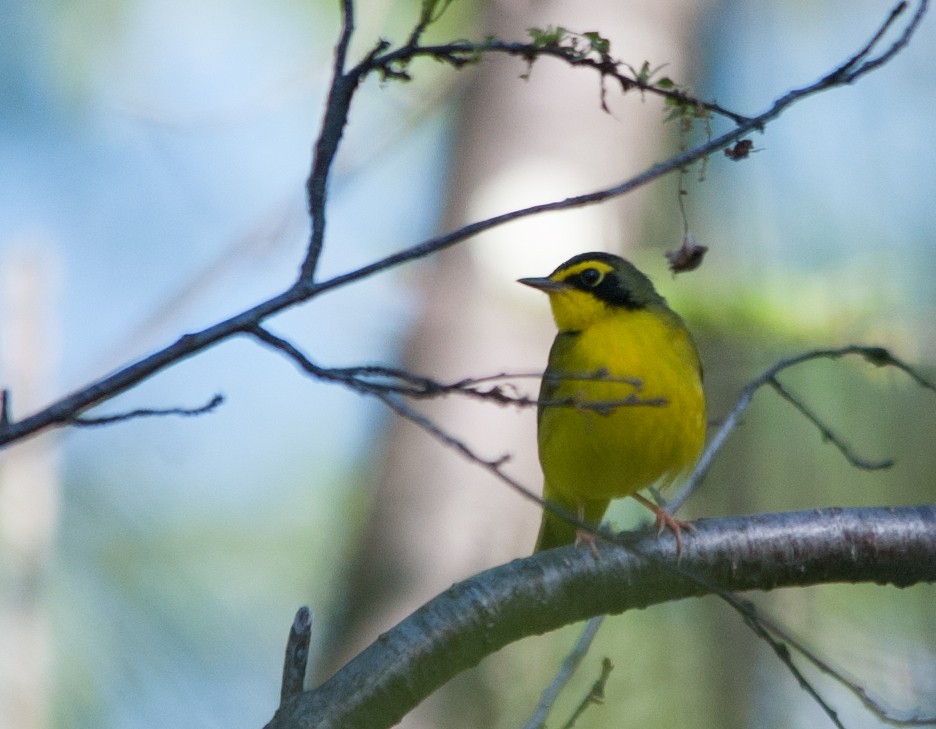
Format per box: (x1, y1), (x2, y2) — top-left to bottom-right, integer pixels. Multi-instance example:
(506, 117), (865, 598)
(265, 504), (936, 729)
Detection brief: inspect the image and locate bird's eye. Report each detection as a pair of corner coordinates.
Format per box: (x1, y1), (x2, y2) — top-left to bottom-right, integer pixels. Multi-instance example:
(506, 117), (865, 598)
(579, 268), (603, 287)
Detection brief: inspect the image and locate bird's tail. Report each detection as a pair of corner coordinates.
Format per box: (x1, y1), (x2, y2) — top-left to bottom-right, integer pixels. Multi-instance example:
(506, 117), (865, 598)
(533, 496), (609, 553)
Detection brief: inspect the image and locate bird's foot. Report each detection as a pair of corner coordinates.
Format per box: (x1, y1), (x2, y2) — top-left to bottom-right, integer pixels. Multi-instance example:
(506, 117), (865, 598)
(573, 528), (601, 558)
(632, 493), (694, 555)
(573, 504), (601, 557)
(652, 509), (695, 556)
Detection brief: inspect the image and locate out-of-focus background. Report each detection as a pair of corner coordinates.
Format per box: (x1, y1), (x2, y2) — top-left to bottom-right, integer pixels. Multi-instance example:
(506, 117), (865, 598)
(1, 0), (934, 727)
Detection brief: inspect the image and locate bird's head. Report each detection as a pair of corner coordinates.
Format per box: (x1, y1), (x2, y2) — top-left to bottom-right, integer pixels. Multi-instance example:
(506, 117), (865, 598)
(518, 252), (666, 332)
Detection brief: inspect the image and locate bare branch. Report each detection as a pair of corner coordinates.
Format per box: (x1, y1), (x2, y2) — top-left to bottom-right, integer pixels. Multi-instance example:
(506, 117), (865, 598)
(766, 376), (892, 470)
(300, 0), (360, 280)
(748, 605), (936, 726)
(249, 324), (662, 413)
(363, 37), (750, 125)
(265, 505), (936, 729)
(69, 394), (224, 427)
(558, 657), (613, 729)
(730, 594), (846, 729)
(0, 286), (301, 447)
(823, 1), (925, 83)
(250, 328), (936, 586)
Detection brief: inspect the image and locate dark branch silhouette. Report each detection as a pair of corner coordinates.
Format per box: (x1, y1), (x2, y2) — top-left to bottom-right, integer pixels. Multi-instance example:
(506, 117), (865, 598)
(69, 394), (224, 426)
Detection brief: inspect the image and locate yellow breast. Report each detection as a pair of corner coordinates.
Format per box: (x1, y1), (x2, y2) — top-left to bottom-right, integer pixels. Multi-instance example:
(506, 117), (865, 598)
(538, 306), (705, 504)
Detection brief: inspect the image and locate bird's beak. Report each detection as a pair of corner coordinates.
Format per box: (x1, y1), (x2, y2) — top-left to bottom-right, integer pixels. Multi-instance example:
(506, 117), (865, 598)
(518, 276), (566, 292)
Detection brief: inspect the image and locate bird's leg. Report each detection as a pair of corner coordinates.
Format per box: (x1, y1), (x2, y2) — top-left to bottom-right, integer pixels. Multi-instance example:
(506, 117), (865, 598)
(573, 504), (600, 557)
(631, 493), (694, 555)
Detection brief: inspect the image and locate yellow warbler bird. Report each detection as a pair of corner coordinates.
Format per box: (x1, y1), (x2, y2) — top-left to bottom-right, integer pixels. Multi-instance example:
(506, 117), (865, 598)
(519, 252), (705, 553)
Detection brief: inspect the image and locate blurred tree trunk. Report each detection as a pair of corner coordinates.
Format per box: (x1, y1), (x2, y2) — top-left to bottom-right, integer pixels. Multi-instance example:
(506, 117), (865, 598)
(318, 1), (714, 726)
(0, 243), (62, 729)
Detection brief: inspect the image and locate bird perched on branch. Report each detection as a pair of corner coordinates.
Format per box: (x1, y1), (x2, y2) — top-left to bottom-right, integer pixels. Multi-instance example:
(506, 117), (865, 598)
(519, 252), (705, 553)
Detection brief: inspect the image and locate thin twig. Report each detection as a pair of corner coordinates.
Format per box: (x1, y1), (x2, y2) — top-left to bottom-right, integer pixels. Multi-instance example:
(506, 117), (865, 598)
(825, 1), (922, 82)
(247, 324), (614, 541)
(560, 657), (614, 729)
(767, 376), (892, 470)
(732, 596), (846, 729)
(249, 325), (664, 412)
(366, 39), (750, 125)
(523, 616), (605, 729)
(252, 326), (936, 577)
(69, 394), (224, 426)
(751, 606), (936, 726)
(373, 392), (538, 505)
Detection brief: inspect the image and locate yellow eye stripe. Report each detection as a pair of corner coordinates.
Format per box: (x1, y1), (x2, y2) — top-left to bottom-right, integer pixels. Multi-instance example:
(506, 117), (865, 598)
(552, 259), (615, 283)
